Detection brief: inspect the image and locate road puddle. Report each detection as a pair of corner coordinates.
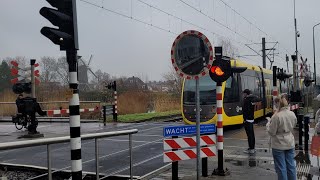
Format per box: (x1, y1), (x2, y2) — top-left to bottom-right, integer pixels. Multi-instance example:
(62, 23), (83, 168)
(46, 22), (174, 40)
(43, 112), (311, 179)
(225, 158), (273, 167)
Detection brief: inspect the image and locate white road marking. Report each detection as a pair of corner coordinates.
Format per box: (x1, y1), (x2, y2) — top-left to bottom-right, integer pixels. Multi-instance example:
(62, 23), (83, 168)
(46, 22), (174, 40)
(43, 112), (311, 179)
(102, 153), (163, 178)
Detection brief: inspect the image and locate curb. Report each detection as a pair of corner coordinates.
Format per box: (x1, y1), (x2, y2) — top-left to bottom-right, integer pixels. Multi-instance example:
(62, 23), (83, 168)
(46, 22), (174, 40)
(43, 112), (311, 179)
(129, 115), (182, 123)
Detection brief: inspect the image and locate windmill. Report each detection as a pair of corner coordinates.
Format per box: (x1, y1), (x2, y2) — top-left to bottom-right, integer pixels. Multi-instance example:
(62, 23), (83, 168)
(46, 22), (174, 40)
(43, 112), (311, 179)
(78, 55), (99, 91)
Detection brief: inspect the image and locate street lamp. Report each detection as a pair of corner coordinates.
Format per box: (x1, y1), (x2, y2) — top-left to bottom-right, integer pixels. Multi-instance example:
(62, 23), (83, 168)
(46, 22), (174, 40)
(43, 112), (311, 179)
(313, 22), (320, 85)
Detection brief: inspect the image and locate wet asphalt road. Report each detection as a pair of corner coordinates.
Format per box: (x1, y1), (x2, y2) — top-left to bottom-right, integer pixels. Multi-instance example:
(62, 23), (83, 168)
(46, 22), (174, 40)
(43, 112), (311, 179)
(0, 120), (244, 178)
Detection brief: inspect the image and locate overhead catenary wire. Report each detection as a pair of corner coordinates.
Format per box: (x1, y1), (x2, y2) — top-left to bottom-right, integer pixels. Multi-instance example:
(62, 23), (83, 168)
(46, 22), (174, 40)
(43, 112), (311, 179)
(79, 0), (282, 67)
(217, 0), (298, 65)
(80, 0), (245, 50)
(177, 0), (253, 43)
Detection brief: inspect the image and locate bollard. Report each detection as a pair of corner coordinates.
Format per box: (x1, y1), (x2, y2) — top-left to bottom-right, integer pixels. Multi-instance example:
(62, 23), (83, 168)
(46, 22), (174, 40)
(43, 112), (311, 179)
(298, 114), (303, 150)
(112, 105), (117, 122)
(103, 105), (106, 126)
(172, 136), (178, 180)
(59, 106), (62, 117)
(304, 116), (310, 152)
(202, 157), (208, 177)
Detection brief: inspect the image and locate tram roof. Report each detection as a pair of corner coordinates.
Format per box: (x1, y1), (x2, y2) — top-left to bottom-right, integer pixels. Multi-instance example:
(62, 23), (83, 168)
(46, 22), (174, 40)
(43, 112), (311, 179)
(230, 59), (273, 74)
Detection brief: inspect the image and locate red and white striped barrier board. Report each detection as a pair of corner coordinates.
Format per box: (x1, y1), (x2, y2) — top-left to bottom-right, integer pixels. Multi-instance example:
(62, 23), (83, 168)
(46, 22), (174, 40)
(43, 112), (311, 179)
(46, 107), (99, 116)
(163, 135), (216, 150)
(163, 146), (217, 162)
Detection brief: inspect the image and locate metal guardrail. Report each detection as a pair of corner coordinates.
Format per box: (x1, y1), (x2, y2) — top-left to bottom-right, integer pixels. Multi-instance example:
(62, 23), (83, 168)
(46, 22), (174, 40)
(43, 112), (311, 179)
(0, 129), (138, 180)
(0, 101), (101, 104)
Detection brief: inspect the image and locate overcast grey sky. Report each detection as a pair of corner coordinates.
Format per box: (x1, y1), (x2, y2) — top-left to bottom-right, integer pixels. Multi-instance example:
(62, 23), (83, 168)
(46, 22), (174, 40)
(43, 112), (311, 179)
(1, 0), (320, 81)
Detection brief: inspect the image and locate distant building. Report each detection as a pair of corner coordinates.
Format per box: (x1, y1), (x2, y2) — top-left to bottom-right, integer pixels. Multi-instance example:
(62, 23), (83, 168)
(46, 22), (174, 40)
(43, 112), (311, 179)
(146, 81), (172, 92)
(124, 76), (148, 90)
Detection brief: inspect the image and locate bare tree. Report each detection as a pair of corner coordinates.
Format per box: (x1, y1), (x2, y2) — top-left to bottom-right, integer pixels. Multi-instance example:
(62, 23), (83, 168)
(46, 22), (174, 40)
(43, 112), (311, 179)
(91, 69), (111, 90)
(3, 56), (27, 67)
(162, 66), (183, 95)
(40, 56), (58, 82)
(56, 57), (69, 85)
(217, 38), (239, 58)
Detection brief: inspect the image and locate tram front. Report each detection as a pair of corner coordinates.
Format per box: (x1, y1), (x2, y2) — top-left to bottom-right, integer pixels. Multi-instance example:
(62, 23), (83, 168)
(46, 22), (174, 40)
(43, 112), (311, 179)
(182, 75), (217, 124)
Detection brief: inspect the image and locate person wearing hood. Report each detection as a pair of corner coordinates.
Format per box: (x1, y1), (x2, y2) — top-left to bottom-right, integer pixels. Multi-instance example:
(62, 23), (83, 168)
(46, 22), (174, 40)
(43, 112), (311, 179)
(242, 89), (260, 154)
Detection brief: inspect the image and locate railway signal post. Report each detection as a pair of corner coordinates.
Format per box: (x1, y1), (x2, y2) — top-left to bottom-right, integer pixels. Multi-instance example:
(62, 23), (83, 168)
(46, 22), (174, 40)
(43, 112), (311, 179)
(170, 30), (214, 180)
(107, 81), (118, 122)
(40, 0), (82, 179)
(209, 47), (246, 176)
(209, 47), (230, 176)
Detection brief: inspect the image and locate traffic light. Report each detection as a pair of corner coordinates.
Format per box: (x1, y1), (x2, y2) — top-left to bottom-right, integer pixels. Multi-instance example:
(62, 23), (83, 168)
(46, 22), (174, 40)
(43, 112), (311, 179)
(12, 82), (31, 94)
(304, 75), (314, 87)
(40, 0), (78, 51)
(209, 47), (246, 83)
(209, 59), (232, 82)
(276, 68), (292, 81)
(106, 81), (116, 91)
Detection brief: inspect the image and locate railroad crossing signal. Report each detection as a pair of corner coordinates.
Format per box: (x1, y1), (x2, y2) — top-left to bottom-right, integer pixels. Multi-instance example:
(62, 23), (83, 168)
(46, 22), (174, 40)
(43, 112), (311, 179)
(106, 81), (116, 91)
(10, 60), (40, 85)
(40, 0), (79, 51)
(12, 82), (31, 94)
(209, 47), (246, 83)
(304, 75), (314, 87)
(276, 68), (292, 81)
(209, 58), (231, 82)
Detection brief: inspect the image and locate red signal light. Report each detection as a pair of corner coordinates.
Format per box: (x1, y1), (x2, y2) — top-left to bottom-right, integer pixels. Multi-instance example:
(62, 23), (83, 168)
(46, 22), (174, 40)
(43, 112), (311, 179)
(34, 70), (40, 77)
(11, 68), (19, 76)
(10, 61), (19, 67)
(211, 66), (225, 76)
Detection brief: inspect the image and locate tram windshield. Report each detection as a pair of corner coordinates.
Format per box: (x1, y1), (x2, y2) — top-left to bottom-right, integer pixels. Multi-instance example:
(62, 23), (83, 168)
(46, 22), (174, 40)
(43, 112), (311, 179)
(183, 75), (216, 105)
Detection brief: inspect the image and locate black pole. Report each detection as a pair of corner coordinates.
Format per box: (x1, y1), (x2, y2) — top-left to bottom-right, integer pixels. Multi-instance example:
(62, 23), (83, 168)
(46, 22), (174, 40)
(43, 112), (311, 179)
(67, 49), (82, 179)
(103, 105), (106, 126)
(172, 136), (178, 180)
(262, 37), (266, 68)
(202, 157), (208, 177)
(304, 116), (310, 152)
(114, 81), (118, 122)
(298, 114), (303, 150)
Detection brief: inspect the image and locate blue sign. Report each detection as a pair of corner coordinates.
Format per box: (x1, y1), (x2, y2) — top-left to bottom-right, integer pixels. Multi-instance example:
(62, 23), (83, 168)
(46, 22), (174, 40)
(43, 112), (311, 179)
(163, 124), (216, 137)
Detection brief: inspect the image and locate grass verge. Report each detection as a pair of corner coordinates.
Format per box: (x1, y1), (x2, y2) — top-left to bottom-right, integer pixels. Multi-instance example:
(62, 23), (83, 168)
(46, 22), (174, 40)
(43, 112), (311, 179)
(105, 110), (181, 123)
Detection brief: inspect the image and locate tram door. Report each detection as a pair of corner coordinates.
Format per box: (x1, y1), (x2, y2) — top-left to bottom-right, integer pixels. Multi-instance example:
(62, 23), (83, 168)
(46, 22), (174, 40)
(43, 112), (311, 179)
(223, 74), (243, 117)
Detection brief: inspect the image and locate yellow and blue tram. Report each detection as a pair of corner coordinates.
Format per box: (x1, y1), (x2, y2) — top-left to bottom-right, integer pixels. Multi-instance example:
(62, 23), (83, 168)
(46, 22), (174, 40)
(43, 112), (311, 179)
(181, 58), (292, 126)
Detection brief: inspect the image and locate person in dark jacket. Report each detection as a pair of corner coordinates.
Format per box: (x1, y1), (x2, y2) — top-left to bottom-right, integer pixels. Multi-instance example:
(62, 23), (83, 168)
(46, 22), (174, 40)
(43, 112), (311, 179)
(242, 89), (259, 154)
(15, 94), (24, 113)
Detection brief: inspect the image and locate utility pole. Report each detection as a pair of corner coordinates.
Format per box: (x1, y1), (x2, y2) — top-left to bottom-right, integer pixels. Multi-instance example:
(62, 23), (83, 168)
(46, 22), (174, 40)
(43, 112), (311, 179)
(262, 38), (266, 69)
(286, 55), (289, 73)
(293, 0), (299, 92)
(313, 23), (320, 85)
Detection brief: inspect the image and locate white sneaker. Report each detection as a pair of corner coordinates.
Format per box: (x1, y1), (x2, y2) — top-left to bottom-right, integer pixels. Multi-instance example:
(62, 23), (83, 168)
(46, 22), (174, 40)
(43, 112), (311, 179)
(243, 148), (250, 154)
(249, 149), (256, 154)
(244, 148), (256, 154)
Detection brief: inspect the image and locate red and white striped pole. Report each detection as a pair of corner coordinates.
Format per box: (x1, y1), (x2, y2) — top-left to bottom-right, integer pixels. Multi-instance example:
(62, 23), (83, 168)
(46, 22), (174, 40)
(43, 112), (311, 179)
(113, 81), (118, 121)
(216, 81), (224, 173)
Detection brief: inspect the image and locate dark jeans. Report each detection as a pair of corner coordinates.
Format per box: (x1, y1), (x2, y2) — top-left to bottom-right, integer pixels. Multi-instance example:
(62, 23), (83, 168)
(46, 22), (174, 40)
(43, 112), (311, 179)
(244, 121), (255, 149)
(28, 114), (38, 133)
